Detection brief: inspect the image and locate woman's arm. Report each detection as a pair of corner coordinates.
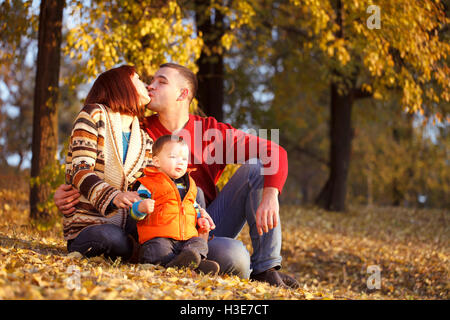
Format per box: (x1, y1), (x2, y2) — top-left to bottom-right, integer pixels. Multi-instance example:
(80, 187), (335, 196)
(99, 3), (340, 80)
(68, 106), (121, 216)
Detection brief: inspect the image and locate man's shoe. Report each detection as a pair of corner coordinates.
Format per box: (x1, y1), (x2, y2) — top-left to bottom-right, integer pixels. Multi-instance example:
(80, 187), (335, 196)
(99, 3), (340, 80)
(166, 249), (201, 269)
(196, 259), (220, 275)
(250, 268), (289, 288)
(278, 272), (300, 289)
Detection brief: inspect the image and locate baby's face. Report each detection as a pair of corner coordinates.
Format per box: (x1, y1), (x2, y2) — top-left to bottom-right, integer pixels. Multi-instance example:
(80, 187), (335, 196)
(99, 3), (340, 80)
(153, 141), (189, 179)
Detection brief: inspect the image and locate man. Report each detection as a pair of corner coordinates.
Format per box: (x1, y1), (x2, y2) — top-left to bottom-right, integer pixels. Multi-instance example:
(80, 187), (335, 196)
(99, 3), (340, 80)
(55, 63), (298, 288)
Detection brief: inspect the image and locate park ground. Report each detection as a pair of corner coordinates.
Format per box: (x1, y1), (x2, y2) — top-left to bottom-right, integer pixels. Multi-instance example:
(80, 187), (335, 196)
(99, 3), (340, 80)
(0, 172), (448, 300)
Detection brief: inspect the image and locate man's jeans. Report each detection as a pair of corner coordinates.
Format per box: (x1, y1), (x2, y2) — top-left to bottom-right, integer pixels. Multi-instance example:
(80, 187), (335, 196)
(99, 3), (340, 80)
(207, 160), (283, 275)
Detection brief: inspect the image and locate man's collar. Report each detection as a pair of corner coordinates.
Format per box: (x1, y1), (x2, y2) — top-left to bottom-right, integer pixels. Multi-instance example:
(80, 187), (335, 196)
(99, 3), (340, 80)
(156, 113), (190, 133)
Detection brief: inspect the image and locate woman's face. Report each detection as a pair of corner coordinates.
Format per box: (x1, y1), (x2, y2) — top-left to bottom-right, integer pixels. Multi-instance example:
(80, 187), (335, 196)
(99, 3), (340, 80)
(131, 72), (151, 106)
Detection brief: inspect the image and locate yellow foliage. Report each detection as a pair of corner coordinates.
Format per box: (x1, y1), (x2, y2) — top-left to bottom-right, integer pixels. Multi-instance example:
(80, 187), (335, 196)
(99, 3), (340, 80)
(64, 0), (202, 84)
(1, 173), (448, 300)
(215, 164), (241, 191)
(289, 0), (449, 114)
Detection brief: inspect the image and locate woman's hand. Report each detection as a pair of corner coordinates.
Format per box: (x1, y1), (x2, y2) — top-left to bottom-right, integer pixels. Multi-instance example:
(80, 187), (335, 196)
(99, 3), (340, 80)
(113, 191), (141, 208)
(54, 184), (80, 215)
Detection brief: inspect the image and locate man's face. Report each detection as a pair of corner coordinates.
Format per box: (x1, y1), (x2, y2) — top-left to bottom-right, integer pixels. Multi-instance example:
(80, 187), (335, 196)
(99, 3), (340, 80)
(147, 67), (183, 112)
(152, 141), (189, 180)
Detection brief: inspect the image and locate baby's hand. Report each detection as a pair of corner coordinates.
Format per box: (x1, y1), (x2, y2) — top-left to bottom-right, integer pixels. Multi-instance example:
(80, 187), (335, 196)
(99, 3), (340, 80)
(197, 217), (211, 233)
(197, 217), (210, 242)
(198, 208), (215, 230)
(138, 199), (155, 214)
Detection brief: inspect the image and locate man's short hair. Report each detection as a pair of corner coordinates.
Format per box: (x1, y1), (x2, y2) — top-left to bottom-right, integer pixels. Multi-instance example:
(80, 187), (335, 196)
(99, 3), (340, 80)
(159, 63), (198, 103)
(152, 135), (188, 157)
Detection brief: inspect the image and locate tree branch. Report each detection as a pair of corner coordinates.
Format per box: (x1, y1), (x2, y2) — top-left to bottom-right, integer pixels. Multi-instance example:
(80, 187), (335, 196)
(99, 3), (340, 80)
(292, 145), (330, 167)
(353, 87), (373, 99)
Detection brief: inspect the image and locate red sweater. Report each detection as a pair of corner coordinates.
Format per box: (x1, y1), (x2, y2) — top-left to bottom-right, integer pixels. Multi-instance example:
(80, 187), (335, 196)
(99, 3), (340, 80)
(142, 114), (288, 206)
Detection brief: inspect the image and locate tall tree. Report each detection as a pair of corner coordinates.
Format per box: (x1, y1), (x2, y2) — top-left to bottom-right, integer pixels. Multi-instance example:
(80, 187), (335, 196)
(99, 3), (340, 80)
(0, 0), (37, 170)
(233, 0), (449, 211)
(194, 0), (225, 121)
(30, 0), (64, 221)
(349, 96), (450, 209)
(308, 0), (449, 211)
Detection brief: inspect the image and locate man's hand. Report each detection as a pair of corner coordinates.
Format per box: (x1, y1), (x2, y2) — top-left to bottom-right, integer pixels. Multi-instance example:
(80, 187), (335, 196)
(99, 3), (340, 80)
(113, 191), (141, 209)
(54, 184), (81, 215)
(256, 187), (279, 236)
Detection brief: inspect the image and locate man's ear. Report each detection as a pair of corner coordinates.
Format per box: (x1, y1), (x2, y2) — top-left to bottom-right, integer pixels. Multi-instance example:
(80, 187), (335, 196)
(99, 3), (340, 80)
(176, 88), (189, 101)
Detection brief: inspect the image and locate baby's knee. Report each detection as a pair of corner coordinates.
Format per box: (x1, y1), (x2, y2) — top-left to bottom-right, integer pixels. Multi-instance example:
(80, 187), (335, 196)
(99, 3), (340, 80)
(139, 237), (174, 265)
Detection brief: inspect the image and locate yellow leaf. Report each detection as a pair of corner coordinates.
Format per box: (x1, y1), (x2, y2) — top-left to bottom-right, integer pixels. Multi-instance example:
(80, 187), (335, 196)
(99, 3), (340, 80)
(221, 291), (233, 299)
(106, 290), (119, 299)
(256, 286), (266, 294)
(32, 275), (49, 287)
(67, 251), (83, 259)
(242, 293), (253, 299)
(305, 292), (315, 299)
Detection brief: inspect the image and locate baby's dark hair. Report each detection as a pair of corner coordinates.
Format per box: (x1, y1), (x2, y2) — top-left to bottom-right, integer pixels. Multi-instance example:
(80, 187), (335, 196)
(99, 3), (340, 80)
(152, 135), (188, 156)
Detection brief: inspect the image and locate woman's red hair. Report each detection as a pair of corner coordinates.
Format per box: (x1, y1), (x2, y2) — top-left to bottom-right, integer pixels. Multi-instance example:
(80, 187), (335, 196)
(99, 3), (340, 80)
(85, 65), (145, 117)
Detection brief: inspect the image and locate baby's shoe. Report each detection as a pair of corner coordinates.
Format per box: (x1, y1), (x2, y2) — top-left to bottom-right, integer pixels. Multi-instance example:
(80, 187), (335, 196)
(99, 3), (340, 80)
(196, 259), (220, 275)
(166, 249), (201, 269)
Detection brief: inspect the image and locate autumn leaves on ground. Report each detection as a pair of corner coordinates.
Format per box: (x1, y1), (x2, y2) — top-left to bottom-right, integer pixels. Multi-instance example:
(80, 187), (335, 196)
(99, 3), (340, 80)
(0, 173), (448, 300)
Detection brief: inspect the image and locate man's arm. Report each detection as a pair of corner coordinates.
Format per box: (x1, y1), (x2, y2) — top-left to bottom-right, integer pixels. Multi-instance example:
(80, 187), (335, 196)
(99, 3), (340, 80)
(213, 118), (287, 235)
(212, 117), (288, 194)
(256, 187), (279, 235)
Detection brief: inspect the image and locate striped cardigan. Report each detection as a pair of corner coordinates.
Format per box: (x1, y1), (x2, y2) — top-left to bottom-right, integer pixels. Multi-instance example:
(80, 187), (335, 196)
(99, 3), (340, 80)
(64, 104), (153, 241)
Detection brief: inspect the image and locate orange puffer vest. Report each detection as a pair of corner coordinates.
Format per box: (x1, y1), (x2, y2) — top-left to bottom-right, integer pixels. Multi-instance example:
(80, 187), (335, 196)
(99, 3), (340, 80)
(136, 166), (199, 244)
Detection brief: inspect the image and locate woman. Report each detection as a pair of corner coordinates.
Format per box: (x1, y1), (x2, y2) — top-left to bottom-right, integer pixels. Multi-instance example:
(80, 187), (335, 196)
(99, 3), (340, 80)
(64, 65), (153, 261)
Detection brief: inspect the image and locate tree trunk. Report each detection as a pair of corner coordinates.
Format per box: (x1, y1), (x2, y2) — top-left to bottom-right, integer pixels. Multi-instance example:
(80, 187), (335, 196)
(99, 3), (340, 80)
(316, 83), (354, 211)
(367, 167), (373, 207)
(30, 0), (64, 221)
(194, 0), (225, 121)
(391, 112), (414, 206)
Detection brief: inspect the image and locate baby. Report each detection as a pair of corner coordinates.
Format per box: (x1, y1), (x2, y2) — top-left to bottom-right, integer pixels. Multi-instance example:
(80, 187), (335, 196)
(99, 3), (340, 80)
(130, 135), (219, 274)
